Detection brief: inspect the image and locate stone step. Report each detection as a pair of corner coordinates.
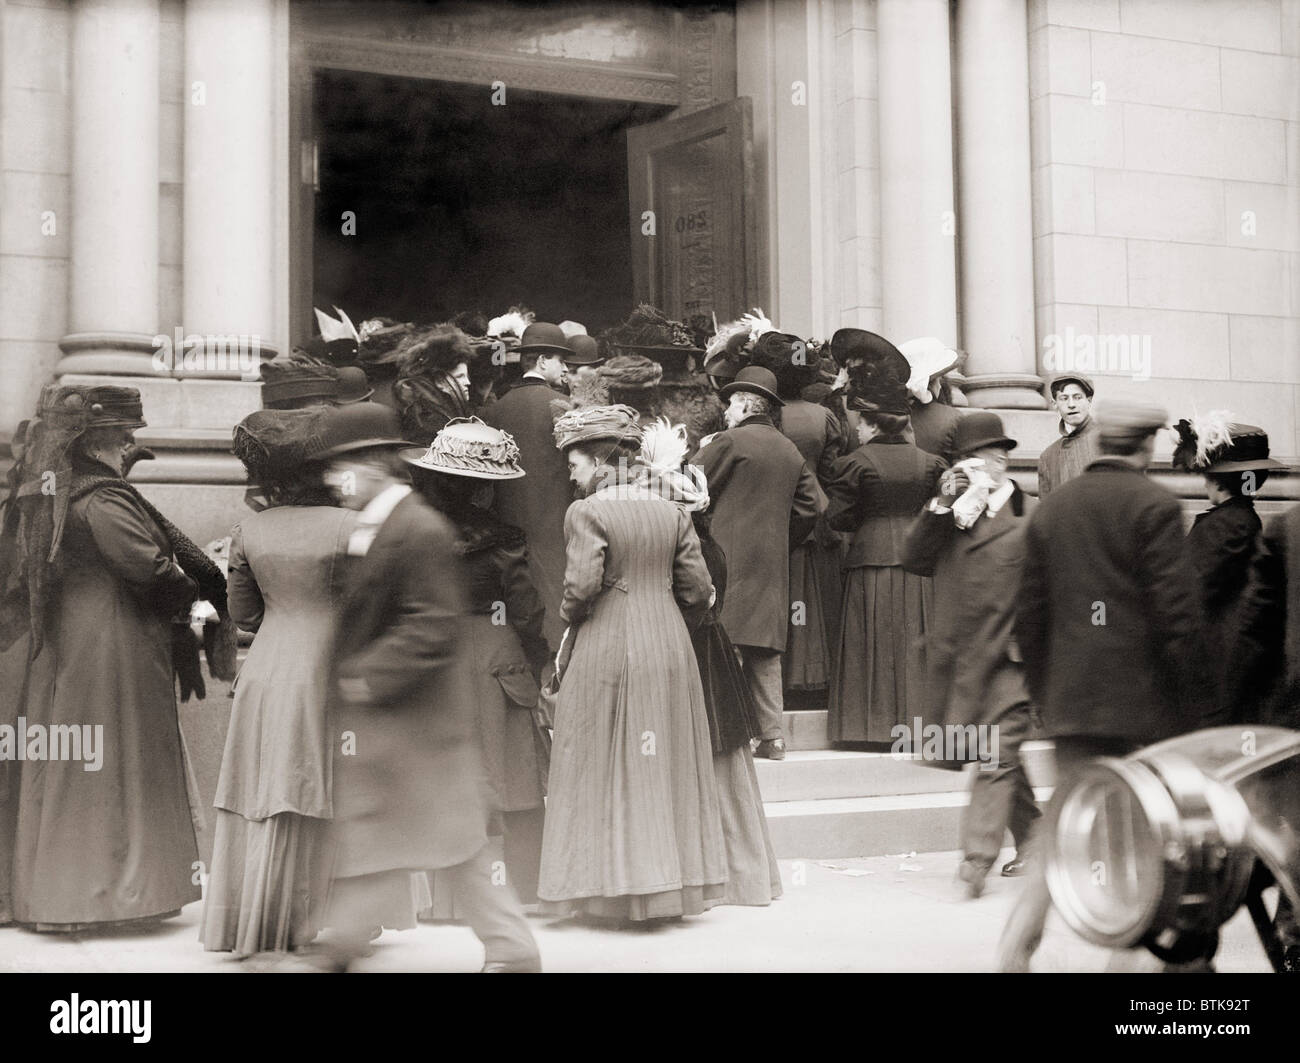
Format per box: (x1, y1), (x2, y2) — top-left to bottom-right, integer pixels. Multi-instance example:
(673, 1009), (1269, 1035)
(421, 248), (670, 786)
(763, 786), (1053, 859)
(755, 742), (1056, 802)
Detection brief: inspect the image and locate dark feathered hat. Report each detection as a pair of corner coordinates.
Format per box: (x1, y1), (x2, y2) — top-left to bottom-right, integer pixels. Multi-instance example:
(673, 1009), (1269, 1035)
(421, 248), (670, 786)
(1172, 411), (1286, 474)
(846, 334), (910, 416)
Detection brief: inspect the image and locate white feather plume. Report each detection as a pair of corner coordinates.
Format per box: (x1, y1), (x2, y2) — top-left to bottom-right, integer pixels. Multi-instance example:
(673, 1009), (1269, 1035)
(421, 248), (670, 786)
(639, 416), (689, 474)
(705, 318), (753, 360)
(487, 308), (534, 338)
(740, 307), (776, 339)
(1189, 409), (1235, 468)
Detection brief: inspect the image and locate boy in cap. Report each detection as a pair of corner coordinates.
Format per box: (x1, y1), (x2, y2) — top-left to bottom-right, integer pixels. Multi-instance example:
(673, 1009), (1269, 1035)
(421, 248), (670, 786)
(1036, 373), (1098, 498)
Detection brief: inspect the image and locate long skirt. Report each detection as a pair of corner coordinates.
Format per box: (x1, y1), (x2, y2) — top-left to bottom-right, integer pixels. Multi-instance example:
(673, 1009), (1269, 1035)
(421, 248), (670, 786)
(828, 564), (932, 743)
(714, 745), (783, 906)
(783, 537), (833, 691)
(200, 809), (331, 955)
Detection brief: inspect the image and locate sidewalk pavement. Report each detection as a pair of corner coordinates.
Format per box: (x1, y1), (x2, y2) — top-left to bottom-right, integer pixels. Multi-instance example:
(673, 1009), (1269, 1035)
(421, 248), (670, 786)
(0, 847), (1271, 973)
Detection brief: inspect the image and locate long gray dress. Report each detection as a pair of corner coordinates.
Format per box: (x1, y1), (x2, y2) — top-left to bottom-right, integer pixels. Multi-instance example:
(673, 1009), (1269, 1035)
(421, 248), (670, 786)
(537, 483), (728, 921)
(201, 505), (357, 954)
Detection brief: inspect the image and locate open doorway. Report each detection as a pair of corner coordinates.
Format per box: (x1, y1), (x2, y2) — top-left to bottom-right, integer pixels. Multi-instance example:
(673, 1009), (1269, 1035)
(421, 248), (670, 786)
(311, 69), (671, 330)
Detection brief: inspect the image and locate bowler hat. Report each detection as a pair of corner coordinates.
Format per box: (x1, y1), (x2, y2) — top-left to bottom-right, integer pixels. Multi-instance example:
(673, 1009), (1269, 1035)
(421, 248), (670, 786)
(719, 365), (784, 407)
(517, 322), (573, 357)
(309, 401), (411, 459)
(336, 366), (374, 404)
(952, 411), (1017, 456)
(564, 334), (605, 368)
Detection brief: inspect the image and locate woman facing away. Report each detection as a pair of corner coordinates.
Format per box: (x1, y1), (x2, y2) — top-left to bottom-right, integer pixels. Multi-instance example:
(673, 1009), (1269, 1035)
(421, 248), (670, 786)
(637, 418), (782, 907)
(537, 404), (729, 922)
(0, 384), (233, 931)
(826, 349), (945, 744)
(201, 407), (360, 956)
(400, 418), (550, 909)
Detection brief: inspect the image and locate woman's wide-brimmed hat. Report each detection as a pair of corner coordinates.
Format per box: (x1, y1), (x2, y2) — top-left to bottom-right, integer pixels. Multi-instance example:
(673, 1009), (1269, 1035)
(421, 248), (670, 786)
(309, 401), (412, 459)
(553, 403), (644, 451)
(899, 337), (961, 404)
(952, 411), (1017, 455)
(719, 365), (784, 406)
(38, 383), (148, 431)
(233, 406), (331, 481)
(400, 417), (526, 480)
(261, 358), (339, 409)
(1173, 412), (1286, 474)
(517, 322), (574, 357)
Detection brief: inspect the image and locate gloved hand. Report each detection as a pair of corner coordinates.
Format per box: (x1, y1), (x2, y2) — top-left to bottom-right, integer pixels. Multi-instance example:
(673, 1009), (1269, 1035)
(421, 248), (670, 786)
(938, 466), (971, 498)
(172, 623), (206, 702)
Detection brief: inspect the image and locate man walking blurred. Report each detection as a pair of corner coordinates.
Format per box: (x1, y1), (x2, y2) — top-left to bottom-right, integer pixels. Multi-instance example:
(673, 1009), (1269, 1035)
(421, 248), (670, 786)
(315, 402), (540, 972)
(999, 397), (1209, 971)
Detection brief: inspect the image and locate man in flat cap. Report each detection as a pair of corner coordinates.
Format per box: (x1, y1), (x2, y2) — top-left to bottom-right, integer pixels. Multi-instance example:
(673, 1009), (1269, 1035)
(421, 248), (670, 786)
(1036, 373), (1099, 499)
(693, 366), (823, 759)
(999, 396), (1210, 970)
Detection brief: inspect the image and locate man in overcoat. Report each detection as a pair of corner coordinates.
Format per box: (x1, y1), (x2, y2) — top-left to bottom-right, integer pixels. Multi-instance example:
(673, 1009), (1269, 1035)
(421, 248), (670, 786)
(902, 412), (1039, 898)
(998, 396), (1209, 970)
(317, 402), (540, 972)
(694, 366), (822, 759)
(482, 322), (573, 650)
(1036, 373), (1099, 498)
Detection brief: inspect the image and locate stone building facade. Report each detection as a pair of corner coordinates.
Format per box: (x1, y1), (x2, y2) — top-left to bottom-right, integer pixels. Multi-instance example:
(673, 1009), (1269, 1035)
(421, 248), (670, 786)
(2, 0), (1298, 543)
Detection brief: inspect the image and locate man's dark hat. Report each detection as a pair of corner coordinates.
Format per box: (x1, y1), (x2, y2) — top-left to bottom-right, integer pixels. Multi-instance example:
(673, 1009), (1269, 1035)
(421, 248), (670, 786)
(336, 366), (374, 404)
(952, 411), (1017, 455)
(309, 401), (411, 459)
(1048, 372), (1095, 400)
(565, 334), (605, 368)
(719, 365), (784, 407)
(517, 322), (573, 357)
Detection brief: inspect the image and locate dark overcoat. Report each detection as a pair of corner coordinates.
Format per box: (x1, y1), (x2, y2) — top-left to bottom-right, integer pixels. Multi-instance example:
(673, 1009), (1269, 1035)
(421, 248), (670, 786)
(1261, 506), (1300, 726)
(329, 493), (489, 879)
(1014, 457), (1211, 742)
(12, 481), (201, 925)
(693, 416), (822, 650)
(907, 401), (964, 467)
(481, 378), (571, 649)
(902, 483), (1035, 729)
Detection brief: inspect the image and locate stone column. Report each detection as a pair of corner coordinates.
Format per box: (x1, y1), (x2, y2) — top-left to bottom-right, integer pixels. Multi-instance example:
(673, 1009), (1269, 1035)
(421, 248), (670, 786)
(182, 0), (279, 376)
(876, 0), (957, 346)
(955, 0), (1044, 408)
(57, 0), (161, 376)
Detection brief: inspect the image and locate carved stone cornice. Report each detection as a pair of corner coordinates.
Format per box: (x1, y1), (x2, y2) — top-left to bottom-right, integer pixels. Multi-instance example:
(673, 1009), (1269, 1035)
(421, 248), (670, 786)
(303, 34), (681, 105)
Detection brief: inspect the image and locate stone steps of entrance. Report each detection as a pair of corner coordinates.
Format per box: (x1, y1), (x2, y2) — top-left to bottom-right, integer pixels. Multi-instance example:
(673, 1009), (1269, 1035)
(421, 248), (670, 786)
(762, 786), (1054, 860)
(756, 744), (1056, 859)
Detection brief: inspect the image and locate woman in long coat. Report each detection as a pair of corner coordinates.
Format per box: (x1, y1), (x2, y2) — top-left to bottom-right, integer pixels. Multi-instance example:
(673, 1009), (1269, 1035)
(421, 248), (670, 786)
(1, 384), (231, 929)
(538, 405), (728, 921)
(1173, 415), (1287, 723)
(402, 418), (549, 908)
(826, 360), (944, 743)
(638, 419), (782, 907)
(201, 407), (357, 955)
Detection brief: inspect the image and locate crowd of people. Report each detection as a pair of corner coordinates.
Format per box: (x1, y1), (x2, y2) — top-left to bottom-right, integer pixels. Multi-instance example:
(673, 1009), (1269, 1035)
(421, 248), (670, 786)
(0, 299), (1296, 972)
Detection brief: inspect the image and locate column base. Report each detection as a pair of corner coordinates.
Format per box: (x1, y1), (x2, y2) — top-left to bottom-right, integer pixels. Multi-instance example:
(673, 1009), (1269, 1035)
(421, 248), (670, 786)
(57, 332), (161, 376)
(960, 373), (1048, 410)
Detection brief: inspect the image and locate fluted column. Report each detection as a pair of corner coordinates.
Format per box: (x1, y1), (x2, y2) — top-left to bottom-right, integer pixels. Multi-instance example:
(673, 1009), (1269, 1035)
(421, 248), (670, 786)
(57, 0), (160, 375)
(956, 0), (1044, 408)
(876, 0), (957, 347)
(182, 0), (279, 376)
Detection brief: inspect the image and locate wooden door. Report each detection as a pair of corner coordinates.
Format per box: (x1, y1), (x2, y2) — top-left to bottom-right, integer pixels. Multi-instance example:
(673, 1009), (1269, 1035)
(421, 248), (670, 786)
(626, 98), (759, 323)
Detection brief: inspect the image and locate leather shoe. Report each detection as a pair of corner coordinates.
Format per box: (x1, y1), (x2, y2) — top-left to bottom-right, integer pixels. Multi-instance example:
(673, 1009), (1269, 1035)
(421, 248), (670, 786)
(481, 958), (542, 973)
(1000, 855), (1028, 877)
(754, 738), (786, 761)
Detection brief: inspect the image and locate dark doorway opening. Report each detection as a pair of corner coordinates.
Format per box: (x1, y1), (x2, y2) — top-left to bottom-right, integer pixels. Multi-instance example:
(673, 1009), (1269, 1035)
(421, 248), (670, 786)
(312, 69), (670, 331)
